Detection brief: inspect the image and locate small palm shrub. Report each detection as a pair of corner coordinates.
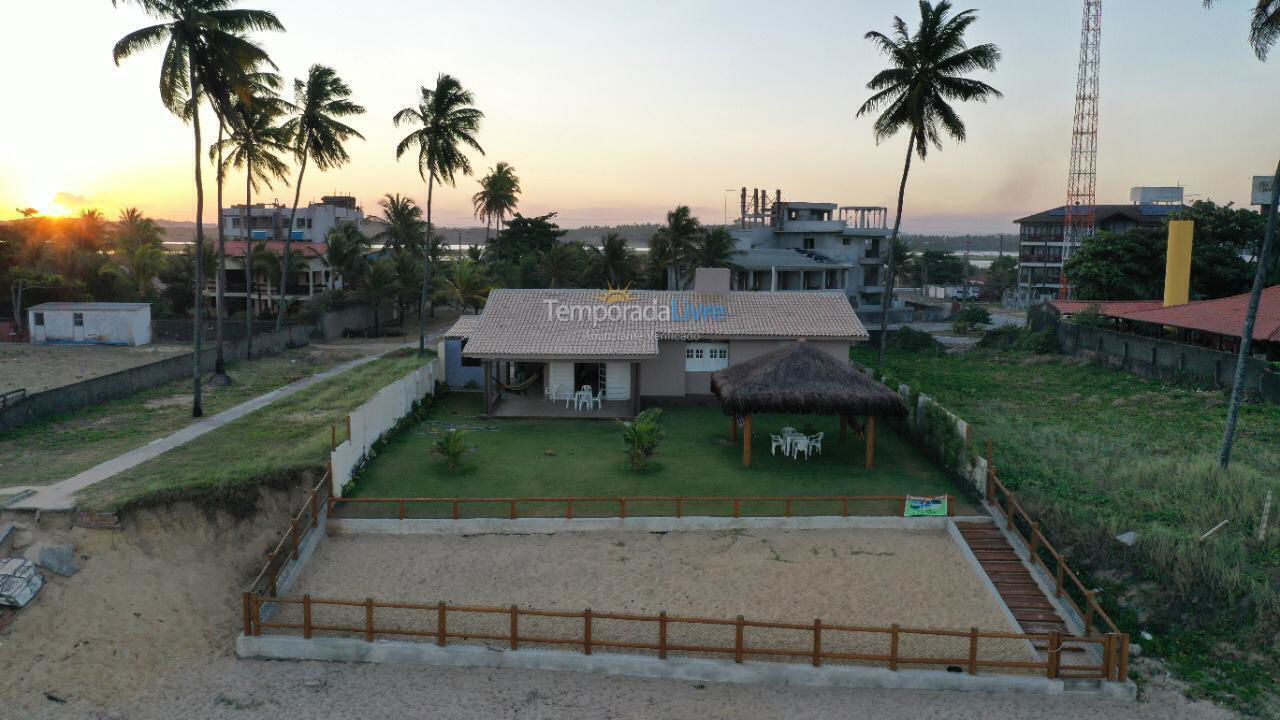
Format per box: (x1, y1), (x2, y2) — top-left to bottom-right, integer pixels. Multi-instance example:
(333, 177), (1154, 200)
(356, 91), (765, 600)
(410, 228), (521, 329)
(432, 428), (471, 469)
(952, 303), (992, 333)
(619, 408), (664, 470)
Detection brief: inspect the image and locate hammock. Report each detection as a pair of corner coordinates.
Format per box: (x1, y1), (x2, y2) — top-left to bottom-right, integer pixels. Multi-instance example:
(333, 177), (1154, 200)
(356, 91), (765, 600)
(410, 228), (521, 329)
(498, 373), (541, 394)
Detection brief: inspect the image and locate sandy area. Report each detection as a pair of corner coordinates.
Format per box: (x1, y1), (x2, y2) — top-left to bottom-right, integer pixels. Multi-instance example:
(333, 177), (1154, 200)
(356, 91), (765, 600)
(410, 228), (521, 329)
(286, 529), (1032, 667)
(0, 342), (189, 393)
(0, 505), (1237, 720)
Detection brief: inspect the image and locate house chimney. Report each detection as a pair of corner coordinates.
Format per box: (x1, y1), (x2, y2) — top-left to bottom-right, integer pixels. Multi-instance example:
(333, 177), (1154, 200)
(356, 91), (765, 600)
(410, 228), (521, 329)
(1163, 220), (1194, 307)
(693, 267), (731, 295)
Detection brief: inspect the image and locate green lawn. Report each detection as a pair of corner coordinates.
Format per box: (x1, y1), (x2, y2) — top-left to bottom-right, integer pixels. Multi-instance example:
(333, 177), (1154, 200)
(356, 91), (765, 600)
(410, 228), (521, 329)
(0, 346), (365, 488)
(856, 344), (1280, 712)
(75, 350), (431, 513)
(339, 392), (973, 518)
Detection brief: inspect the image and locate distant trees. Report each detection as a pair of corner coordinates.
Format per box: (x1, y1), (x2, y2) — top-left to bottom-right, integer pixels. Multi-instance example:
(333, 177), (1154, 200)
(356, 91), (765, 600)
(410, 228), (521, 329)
(985, 255), (1018, 298)
(582, 233), (640, 288)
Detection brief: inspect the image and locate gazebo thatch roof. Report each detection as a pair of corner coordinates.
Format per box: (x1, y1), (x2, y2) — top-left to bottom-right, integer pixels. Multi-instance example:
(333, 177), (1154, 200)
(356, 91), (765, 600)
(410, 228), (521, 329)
(710, 341), (907, 418)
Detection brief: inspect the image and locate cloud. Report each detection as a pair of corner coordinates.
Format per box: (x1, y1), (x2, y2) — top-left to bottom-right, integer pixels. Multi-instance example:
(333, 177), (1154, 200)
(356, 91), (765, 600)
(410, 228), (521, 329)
(53, 191), (90, 208)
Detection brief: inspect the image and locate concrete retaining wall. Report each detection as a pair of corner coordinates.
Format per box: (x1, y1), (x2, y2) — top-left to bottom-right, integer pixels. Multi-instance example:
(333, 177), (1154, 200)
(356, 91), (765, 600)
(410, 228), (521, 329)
(1057, 323), (1280, 403)
(318, 303), (396, 341)
(327, 514), (971, 536)
(0, 324), (312, 432)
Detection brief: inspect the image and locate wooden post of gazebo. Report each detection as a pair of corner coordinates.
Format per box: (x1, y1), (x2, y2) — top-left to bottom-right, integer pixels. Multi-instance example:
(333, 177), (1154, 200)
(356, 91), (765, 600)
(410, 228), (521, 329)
(742, 415), (752, 467)
(865, 416), (877, 470)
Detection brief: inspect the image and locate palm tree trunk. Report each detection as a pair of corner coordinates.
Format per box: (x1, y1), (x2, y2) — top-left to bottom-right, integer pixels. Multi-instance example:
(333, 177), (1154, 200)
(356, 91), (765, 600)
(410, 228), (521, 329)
(1218, 159), (1280, 467)
(214, 120), (228, 378)
(877, 134), (916, 370)
(419, 174), (434, 352)
(279, 150), (309, 330)
(244, 160), (254, 358)
(190, 64), (205, 418)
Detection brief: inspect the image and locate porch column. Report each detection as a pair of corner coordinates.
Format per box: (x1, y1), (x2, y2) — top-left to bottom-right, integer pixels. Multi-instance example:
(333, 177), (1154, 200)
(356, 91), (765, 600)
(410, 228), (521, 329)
(742, 414), (753, 467)
(483, 361), (493, 416)
(630, 362), (640, 416)
(865, 416), (877, 470)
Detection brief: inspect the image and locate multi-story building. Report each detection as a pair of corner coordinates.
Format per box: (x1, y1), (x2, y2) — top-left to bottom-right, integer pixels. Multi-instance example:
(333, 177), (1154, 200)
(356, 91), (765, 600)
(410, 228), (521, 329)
(1014, 186), (1186, 301)
(211, 195), (366, 313)
(727, 187), (892, 316)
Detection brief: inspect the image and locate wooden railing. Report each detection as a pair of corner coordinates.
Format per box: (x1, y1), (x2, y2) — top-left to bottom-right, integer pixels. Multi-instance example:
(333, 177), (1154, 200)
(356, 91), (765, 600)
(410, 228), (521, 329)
(242, 593), (1126, 681)
(983, 442), (1123, 644)
(247, 471), (331, 597)
(329, 495), (950, 521)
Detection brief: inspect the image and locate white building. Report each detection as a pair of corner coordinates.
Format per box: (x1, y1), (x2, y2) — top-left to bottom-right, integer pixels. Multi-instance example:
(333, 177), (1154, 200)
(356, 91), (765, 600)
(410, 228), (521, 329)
(727, 188), (892, 314)
(222, 195), (364, 243)
(28, 302), (151, 346)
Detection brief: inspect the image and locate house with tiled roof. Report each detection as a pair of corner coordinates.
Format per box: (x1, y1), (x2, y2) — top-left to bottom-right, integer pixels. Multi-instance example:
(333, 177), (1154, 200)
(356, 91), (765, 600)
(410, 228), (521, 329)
(441, 268), (869, 417)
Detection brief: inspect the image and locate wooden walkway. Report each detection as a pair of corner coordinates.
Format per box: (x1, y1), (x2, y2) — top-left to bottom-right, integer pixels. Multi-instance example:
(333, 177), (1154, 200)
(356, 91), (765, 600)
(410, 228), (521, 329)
(956, 522), (1070, 637)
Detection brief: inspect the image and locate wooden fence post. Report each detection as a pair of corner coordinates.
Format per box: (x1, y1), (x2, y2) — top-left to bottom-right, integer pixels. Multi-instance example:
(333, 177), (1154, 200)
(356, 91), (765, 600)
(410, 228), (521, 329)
(968, 627), (979, 674)
(242, 593), (253, 637)
(735, 616), (745, 663)
(619, 498), (627, 519)
(509, 500), (517, 520)
(398, 500), (405, 521)
(452, 500), (461, 520)
(1103, 633), (1116, 681)
(658, 612), (668, 659)
(566, 500), (574, 520)
(510, 605), (519, 650)
(732, 498), (740, 519)
(583, 609), (593, 655)
(1047, 631), (1062, 678)
(309, 491), (318, 528)
(1118, 634), (1130, 681)
(841, 498), (849, 517)
(303, 594), (313, 639)
(812, 619), (822, 667)
(437, 602), (447, 646)
(784, 499), (792, 517)
(676, 498), (684, 518)
(365, 598), (375, 642)
(889, 624), (900, 671)
(250, 594), (260, 636)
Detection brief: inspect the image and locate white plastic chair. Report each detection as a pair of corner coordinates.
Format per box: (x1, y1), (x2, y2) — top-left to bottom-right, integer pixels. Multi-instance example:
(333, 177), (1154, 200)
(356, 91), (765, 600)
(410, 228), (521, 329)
(592, 388), (606, 409)
(770, 434), (786, 456)
(808, 432), (824, 456)
(790, 436), (811, 460)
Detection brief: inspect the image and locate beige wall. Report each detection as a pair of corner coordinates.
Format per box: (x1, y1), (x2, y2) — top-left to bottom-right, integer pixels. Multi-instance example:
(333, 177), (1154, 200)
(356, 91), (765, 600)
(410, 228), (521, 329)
(684, 371), (711, 395)
(639, 340), (687, 397)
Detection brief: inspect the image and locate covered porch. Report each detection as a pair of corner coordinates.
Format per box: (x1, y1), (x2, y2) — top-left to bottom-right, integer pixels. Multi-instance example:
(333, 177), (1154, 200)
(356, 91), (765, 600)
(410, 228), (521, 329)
(480, 358), (643, 419)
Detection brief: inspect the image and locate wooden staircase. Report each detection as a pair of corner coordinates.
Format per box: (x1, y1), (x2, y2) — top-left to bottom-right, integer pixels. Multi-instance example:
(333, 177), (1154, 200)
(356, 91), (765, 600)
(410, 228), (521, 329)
(957, 522), (1069, 637)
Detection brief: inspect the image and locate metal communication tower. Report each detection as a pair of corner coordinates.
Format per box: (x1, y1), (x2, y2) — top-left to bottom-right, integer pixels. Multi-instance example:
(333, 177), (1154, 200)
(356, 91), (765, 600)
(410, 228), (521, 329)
(1061, 0), (1101, 298)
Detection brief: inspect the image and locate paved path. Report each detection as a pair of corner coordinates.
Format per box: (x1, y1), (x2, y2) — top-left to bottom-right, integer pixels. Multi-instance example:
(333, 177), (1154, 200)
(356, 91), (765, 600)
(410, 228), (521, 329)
(10, 350), (396, 512)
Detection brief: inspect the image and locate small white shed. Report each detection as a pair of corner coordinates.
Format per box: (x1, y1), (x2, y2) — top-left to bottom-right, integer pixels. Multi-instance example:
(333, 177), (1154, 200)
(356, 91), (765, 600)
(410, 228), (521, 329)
(28, 302), (152, 346)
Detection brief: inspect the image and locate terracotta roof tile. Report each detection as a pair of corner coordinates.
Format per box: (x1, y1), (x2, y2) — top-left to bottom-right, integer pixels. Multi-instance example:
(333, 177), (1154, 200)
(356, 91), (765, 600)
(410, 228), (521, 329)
(1114, 286), (1280, 342)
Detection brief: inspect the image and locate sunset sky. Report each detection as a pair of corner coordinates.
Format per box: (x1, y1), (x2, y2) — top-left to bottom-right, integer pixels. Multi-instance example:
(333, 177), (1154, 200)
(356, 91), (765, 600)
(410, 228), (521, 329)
(1, 0), (1276, 233)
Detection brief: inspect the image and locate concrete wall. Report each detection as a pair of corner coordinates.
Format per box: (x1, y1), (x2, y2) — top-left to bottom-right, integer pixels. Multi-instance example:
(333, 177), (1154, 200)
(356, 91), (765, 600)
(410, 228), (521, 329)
(1057, 323), (1280, 404)
(319, 303), (396, 341)
(0, 324), (312, 432)
(153, 317), (289, 342)
(443, 339), (485, 389)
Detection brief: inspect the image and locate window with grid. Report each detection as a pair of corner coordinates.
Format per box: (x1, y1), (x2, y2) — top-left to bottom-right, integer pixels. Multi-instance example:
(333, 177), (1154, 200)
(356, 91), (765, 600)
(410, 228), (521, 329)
(685, 343), (729, 371)
(73, 313), (84, 327)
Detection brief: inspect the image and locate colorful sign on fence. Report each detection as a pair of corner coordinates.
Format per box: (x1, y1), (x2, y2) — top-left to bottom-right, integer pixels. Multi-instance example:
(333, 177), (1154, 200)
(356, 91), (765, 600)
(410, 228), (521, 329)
(904, 495), (948, 517)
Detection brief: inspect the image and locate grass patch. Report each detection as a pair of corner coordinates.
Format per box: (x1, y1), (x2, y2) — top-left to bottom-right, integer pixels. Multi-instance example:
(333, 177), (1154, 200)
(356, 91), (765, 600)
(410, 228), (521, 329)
(856, 345), (1280, 714)
(0, 346), (367, 488)
(339, 392), (973, 518)
(74, 350), (431, 513)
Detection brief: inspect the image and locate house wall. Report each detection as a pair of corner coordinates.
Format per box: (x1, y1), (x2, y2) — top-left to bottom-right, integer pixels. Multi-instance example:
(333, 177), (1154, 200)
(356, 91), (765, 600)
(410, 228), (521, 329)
(643, 338), (855, 400)
(443, 339), (485, 389)
(639, 340), (687, 398)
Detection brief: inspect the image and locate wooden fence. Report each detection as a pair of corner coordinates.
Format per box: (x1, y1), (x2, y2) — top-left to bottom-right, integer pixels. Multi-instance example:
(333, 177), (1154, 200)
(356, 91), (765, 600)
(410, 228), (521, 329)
(329, 495), (950, 520)
(247, 471), (331, 597)
(983, 442), (1122, 639)
(242, 594), (1126, 681)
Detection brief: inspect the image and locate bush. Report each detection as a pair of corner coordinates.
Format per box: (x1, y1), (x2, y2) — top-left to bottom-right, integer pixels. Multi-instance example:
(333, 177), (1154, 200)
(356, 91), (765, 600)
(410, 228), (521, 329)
(888, 327), (946, 355)
(952, 303), (992, 333)
(619, 408), (664, 470)
(432, 428), (471, 470)
(1069, 304), (1111, 329)
(978, 326), (1058, 354)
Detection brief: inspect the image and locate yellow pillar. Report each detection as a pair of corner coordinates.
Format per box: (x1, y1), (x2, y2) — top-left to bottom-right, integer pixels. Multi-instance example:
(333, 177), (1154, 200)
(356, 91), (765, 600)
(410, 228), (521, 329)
(1163, 220), (1194, 307)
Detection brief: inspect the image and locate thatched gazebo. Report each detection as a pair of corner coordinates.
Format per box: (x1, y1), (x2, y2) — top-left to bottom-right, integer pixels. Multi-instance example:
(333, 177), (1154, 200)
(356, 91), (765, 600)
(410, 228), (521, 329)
(710, 340), (907, 468)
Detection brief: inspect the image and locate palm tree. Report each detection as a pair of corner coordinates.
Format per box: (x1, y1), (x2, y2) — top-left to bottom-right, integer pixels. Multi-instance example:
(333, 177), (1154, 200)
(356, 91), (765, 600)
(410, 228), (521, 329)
(245, 239), (278, 313)
(323, 222), (370, 289)
(276, 64), (366, 329)
(357, 257), (399, 336)
(108, 208), (167, 296)
(393, 73), (485, 351)
(391, 248), (424, 325)
(213, 95), (292, 355)
(472, 162), (521, 241)
(112, 0), (284, 417)
(373, 193), (426, 255)
(536, 243), (584, 289)
(435, 258), (491, 313)
(690, 227), (743, 273)
(650, 206), (702, 289)
(583, 233), (639, 288)
(1204, 0), (1280, 466)
(857, 0), (1001, 369)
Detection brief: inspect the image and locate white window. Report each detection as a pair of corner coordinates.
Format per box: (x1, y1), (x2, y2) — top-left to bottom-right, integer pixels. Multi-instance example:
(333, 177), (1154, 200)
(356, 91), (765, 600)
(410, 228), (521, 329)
(685, 342), (729, 372)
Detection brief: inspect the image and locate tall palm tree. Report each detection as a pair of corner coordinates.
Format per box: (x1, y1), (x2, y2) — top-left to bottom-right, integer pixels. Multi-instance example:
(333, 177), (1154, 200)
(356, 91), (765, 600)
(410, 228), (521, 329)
(472, 162), (521, 241)
(650, 205), (702, 289)
(435, 258), (491, 313)
(373, 193), (426, 255)
(112, 0), (283, 417)
(358, 257), (399, 336)
(584, 232), (639, 288)
(857, 0), (1001, 368)
(690, 227), (743, 273)
(323, 222), (371, 289)
(1204, 0), (1280, 466)
(393, 73), (485, 351)
(276, 64), (366, 328)
(213, 95), (292, 355)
